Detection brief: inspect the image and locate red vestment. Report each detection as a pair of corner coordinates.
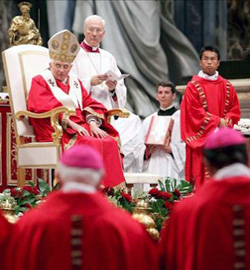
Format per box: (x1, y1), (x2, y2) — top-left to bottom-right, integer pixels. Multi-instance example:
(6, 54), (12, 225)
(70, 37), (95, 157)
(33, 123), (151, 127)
(181, 75), (240, 189)
(7, 191), (158, 270)
(0, 212), (13, 269)
(27, 74), (124, 187)
(159, 176), (250, 270)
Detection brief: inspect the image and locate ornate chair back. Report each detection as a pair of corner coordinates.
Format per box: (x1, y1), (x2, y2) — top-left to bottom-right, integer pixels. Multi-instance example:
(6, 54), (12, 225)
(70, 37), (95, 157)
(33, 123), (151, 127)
(2, 45), (61, 186)
(2, 45), (50, 139)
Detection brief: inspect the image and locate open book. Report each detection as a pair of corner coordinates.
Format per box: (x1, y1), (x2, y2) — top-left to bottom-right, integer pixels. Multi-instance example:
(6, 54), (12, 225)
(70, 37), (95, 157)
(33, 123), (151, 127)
(145, 116), (174, 146)
(104, 70), (129, 81)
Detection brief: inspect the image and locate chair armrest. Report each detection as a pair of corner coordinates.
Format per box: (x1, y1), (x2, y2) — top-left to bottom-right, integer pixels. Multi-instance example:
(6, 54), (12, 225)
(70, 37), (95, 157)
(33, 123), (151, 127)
(15, 106), (76, 119)
(16, 106), (76, 145)
(106, 108), (130, 123)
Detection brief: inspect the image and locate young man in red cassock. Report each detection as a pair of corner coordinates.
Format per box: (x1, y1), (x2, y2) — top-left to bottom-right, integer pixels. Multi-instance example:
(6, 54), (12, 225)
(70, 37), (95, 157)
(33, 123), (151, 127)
(7, 145), (158, 270)
(27, 29), (124, 188)
(181, 45), (240, 189)
(159, 128), (250, 270)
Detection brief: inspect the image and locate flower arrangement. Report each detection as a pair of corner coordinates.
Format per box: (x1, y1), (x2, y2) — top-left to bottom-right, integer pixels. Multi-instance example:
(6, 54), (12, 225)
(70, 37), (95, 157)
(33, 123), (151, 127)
(0, 176), (193, 231)
(100, 187), (135, 213)
(147, 178), (193, 230)
(101, 177), (193, 231)
(0, 178), (51, 216)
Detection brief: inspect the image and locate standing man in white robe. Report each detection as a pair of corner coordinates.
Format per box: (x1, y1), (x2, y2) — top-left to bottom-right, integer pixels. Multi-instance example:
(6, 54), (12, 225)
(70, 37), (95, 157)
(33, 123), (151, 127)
(139, 82), (186, 180)
(71, 15), (142, 172)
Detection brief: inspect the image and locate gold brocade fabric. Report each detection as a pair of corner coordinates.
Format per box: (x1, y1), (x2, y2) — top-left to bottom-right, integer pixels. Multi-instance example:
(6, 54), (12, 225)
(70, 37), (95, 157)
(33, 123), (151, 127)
(48, 30), (79, 63)
(84, 107), (105, 119)
(113, 181), (126, 191)
(64, 135), (77, 151)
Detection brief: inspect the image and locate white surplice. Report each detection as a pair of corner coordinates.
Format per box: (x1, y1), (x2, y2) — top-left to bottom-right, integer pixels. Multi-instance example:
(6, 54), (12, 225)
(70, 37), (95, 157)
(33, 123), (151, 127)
(71, 47), (142, 172)
(139, 110), (186, 180)
(71, 47), (126, 109)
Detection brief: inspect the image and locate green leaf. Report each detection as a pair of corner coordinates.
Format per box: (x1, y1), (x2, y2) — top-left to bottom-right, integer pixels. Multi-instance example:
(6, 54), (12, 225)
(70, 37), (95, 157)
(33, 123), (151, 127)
(14, 208), (25, 215)
(158, 180), (166, 191)
(37, 178), (50, 197)
(21, 190), (30, 197)
(28, 181), (35, 187)
(18, 196), (36, 206)
(177, 180), (193, 195)
(164, 178), (171, 192)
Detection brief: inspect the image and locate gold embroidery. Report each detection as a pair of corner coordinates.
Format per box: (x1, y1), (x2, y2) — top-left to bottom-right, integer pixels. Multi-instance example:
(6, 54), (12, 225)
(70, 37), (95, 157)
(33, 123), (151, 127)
(83, 107), (104, 119)
(64, 135), (77, 150)
(223, 81), (231, 117)
(51, 40), (59, 50)
(48, 79), (55, 87)
(232, 205), (246, 269)
(74, 81), (78, 89)
(113, 181), (126, 191)
(110, 136), (121, 149)
(191, 81), (208, 111)
(185, 81), (211, 143)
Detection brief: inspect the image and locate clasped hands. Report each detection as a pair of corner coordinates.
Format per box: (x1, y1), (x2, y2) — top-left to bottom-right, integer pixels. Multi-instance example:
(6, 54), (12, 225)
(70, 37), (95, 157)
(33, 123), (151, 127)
(90, 75), (117, 91)
(147, 144), (172, 155)
(219, 118), (232, 127)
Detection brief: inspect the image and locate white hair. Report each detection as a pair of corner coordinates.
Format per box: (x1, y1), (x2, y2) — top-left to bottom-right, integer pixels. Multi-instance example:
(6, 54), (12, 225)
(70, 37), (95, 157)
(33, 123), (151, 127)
(83, 15), (105, 30)
(57, 162), (103, 187)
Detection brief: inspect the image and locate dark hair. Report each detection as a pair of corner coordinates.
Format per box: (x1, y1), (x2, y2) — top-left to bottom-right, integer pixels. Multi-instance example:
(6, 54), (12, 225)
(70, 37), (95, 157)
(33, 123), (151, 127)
(157, 81), (176, 94)
(204, 144), (248, 170)
(199, 45), (220, 60)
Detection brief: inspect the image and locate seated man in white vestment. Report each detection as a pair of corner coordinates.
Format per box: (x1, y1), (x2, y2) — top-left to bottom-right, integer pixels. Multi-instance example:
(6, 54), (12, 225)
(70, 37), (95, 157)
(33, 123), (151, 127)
(71, 15), (142, 172)
(139, 81), (186, 180)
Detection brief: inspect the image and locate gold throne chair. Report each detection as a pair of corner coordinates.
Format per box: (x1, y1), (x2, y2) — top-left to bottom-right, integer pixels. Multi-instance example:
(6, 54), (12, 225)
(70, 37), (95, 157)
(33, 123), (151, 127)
(2, 44), (130, 187)
(2, 44), (75, 187)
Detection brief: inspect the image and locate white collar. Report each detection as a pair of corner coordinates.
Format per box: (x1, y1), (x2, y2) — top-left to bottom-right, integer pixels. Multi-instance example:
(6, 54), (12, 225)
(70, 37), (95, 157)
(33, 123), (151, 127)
(62, 78), (67, 85)
(61, 182), (97, 194)
(160, 104), (174, 111)
(214, 163), (250, 181)
(198, 70), (219, 81)
(84, 39), (100, 51)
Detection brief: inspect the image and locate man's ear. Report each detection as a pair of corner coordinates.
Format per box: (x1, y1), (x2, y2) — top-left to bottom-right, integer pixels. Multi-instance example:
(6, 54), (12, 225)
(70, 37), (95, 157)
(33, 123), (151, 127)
(203, 157), (216, 177)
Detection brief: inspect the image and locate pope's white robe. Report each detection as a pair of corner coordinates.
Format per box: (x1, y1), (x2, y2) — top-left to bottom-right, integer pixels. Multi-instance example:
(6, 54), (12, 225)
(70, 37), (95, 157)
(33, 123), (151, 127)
(139, 110), (186, 180)
(71, 47), (142, 172)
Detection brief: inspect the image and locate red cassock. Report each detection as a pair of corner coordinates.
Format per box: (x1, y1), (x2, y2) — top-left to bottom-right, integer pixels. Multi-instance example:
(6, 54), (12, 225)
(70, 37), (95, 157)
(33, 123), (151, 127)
(181, 75), (240, 189)
(27, 75), (124, 188)
(6, 191), (158, 270)
(0, 212), (13, 269)
(159, 176), (250, 270)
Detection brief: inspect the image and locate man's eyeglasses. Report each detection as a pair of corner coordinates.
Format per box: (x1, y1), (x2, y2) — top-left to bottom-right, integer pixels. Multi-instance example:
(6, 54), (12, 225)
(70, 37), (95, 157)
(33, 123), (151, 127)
(86, 27), (104, 34)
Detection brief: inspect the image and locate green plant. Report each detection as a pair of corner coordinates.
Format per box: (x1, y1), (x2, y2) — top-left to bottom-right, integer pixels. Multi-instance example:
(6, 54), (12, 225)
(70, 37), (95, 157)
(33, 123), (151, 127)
(0, 178), (51, 215)
(101, 178), (193, 231)
(100, 187), (135, 213)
